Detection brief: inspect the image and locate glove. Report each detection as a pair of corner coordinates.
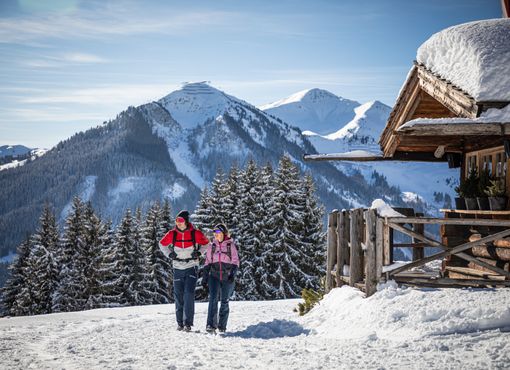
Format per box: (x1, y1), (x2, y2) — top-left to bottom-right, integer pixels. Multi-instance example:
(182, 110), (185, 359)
(169, 250), (177, 259)
(201, 276), (208, 289)
(228, 267), (237, 283)
(191, 249), (200, 259)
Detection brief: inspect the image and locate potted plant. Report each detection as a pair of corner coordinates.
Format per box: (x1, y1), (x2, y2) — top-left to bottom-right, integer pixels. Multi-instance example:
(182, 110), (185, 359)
(463, 168), (480, 210)
(454, 179), (467, 210)
(485, 178), (508, 211)
(476, 170), (491, 210)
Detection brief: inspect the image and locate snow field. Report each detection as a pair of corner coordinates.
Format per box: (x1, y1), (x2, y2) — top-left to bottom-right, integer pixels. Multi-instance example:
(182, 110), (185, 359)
(1, 284), (509, 369)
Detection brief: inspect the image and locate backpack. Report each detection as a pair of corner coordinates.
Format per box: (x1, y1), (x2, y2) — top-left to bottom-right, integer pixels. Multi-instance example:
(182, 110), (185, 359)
(170, 229), (200, 262)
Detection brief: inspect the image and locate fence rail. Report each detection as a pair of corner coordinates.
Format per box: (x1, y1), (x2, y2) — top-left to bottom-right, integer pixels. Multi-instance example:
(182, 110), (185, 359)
(325, 208), (510, 296)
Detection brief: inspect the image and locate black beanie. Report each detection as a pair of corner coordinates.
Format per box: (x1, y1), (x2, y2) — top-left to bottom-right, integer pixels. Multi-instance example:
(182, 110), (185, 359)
(176, 210), (190, 224)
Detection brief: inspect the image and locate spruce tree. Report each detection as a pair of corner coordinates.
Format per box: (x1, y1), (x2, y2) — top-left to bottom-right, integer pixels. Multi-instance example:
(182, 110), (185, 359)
(263, 155), (309, 299)
(235, 159), (263, 299)
(192, 186), (214, 234)
(26, 205), (59, 314)
(83, 203), (106, 309)
(1, 237), (31, 316)
(142, 202), (172, 304)
(52, 197), (87, 312)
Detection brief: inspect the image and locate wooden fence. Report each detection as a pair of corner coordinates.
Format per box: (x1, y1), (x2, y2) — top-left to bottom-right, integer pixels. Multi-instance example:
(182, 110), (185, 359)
(325, 208), (510, 296)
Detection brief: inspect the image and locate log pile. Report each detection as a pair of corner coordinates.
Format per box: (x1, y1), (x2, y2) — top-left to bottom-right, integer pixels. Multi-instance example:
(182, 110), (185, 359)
(443, 232), (510, 280)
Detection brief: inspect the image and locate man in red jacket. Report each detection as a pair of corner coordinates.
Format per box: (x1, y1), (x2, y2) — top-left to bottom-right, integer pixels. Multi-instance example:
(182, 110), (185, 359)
(159, 210), (209, 331)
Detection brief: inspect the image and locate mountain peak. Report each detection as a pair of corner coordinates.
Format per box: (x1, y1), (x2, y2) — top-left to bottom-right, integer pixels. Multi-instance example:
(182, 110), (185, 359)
(158, 82), (248, 128)
(260, 88), (360, 135)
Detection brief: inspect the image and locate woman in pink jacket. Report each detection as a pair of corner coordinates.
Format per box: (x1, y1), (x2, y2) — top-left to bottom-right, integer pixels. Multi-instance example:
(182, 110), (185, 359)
(202, 223), (240, 333)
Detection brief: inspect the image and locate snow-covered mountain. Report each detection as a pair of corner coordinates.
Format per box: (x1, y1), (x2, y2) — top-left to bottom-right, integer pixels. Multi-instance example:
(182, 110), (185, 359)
(0, 82), (410, 259)
(0, 145), (47, 171)
(261, 88), (360, 135)
(0, 145), (31, 158)
(261, 89), (459, 215)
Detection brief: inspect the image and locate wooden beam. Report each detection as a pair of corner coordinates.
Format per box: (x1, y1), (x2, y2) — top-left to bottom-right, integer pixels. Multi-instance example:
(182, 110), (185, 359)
(417, 65), (478, 118)
(389, 222), (510, 278)
(387, 227), (510, 277)
(365, 209), (378, 296)
(393, 276), (510, 288)
(387, 217), (510, 227)
(336, 210), (350, 287)
(412, 221), (425, 261)
(326, 210), (338, 292)
(349, 209), (364, 286)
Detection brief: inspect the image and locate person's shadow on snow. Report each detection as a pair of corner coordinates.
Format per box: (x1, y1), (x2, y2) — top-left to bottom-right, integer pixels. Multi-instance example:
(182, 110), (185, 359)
(224, 319), (309, 339)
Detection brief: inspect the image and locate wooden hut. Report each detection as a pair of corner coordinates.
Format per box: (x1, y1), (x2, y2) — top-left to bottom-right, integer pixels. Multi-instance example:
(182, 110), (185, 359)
(305, 19), (510, 294)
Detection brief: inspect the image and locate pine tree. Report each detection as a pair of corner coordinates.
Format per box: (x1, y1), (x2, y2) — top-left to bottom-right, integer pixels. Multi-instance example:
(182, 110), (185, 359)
(52, 197), (87, 312)
(263, 155), (309, 299)
(83, 203), (106, 310)
(192, 186), (215, 234)
(235, 159), (263, 299)
(26, 205), (59, 314)
(209, 168), (229, 226)
(93, 220), (124, 307)
(142, 202), (172, 304)
(1, 237), (31, 316)
(299, 174), (326, 289)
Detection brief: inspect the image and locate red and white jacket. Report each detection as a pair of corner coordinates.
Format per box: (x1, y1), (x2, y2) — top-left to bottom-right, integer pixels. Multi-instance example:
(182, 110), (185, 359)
(159, 223), (209, 270)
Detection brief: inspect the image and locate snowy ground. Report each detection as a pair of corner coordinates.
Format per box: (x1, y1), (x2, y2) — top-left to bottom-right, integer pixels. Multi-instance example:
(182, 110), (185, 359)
(1, 284), (509, 369)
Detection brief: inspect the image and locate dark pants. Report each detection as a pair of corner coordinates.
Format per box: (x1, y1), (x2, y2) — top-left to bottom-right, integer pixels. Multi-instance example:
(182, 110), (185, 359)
(173, 266), (198, 326)
(207, 276), (235, 330)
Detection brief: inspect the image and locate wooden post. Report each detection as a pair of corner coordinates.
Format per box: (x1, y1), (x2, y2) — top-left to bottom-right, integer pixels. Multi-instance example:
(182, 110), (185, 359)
(376, 217), (384, 280)
(383, 220), (392, 265)
(365, 209), (378, 296)
(412, 214), (425, 261)
(336, 210), (350, 286)
(350, 209), (364, 286)
(326, 210), (338, 293)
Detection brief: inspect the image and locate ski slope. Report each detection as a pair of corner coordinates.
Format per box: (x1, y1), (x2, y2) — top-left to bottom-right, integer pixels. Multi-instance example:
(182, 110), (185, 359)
(1, 284), (509, 369)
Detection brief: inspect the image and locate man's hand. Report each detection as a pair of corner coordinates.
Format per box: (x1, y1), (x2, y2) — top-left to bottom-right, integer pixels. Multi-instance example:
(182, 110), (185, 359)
(169, 250), (177, 259)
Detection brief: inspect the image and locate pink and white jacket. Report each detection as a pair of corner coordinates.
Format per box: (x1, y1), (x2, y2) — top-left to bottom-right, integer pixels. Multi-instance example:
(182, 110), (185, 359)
(204, 237), (240, 281)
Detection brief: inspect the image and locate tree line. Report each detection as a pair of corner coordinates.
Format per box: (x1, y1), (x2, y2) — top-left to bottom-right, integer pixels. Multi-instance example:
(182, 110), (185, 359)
(1, 155), (326, 316)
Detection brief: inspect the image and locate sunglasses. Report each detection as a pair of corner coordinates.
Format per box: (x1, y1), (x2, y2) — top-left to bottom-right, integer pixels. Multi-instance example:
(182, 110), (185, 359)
(213, 229), (223, 234)
(176, 217), (186, 223)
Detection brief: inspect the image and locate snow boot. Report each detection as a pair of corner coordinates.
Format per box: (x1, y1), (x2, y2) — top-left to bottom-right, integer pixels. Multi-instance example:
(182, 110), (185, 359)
(184, 325), (192, 332)
(206, 325), (216, 334)
(177, 325), (184, 331)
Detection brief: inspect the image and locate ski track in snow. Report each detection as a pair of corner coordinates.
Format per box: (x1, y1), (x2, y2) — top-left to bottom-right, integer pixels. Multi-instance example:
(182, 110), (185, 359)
(1, 289), (509, 370)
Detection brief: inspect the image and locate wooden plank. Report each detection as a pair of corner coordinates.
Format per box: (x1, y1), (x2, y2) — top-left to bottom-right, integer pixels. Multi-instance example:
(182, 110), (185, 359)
(393, 242), (431, 248)
(472, 245), (510, 262)
(336, 211), (349, 287)
(412, 222), (425, 261)
(393, 276), (510, 288)
(376, 217), (384, 281)
(365, 209), (378, 296)
(417, 65), (478, 117)
(448, 271), (507, 281)
(393, 222), (510, 277)
(326, 210), (338, 293)
(349, 209), (364, 286)
(387, 224), (510, 278)
(468, 258), (510, 272)
(383, 222), (391, 265)
(388, 217), (510, 227)
(440, 209), (510, 216)
(445, 266), (506, 280)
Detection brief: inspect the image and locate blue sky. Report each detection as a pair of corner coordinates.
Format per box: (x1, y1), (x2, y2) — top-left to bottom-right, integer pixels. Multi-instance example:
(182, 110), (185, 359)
(0, 0), (503, 148)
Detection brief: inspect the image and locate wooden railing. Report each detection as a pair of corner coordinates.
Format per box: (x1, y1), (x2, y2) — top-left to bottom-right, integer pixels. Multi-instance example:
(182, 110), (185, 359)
(325, 208), (510, 296)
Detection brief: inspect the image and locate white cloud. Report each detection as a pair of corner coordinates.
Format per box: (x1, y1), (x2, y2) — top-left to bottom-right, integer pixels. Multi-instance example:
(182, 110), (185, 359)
(19, 84), (177, 105)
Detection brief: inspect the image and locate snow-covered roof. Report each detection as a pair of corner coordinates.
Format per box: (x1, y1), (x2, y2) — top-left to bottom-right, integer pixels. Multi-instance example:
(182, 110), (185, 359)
(417, 19), (510, 102)
(304, 150), (384, 161)
(399, 104), (510, 130)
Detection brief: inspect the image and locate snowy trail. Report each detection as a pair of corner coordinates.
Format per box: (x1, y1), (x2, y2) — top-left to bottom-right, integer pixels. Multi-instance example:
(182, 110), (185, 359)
(1, 287), (509, 369)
